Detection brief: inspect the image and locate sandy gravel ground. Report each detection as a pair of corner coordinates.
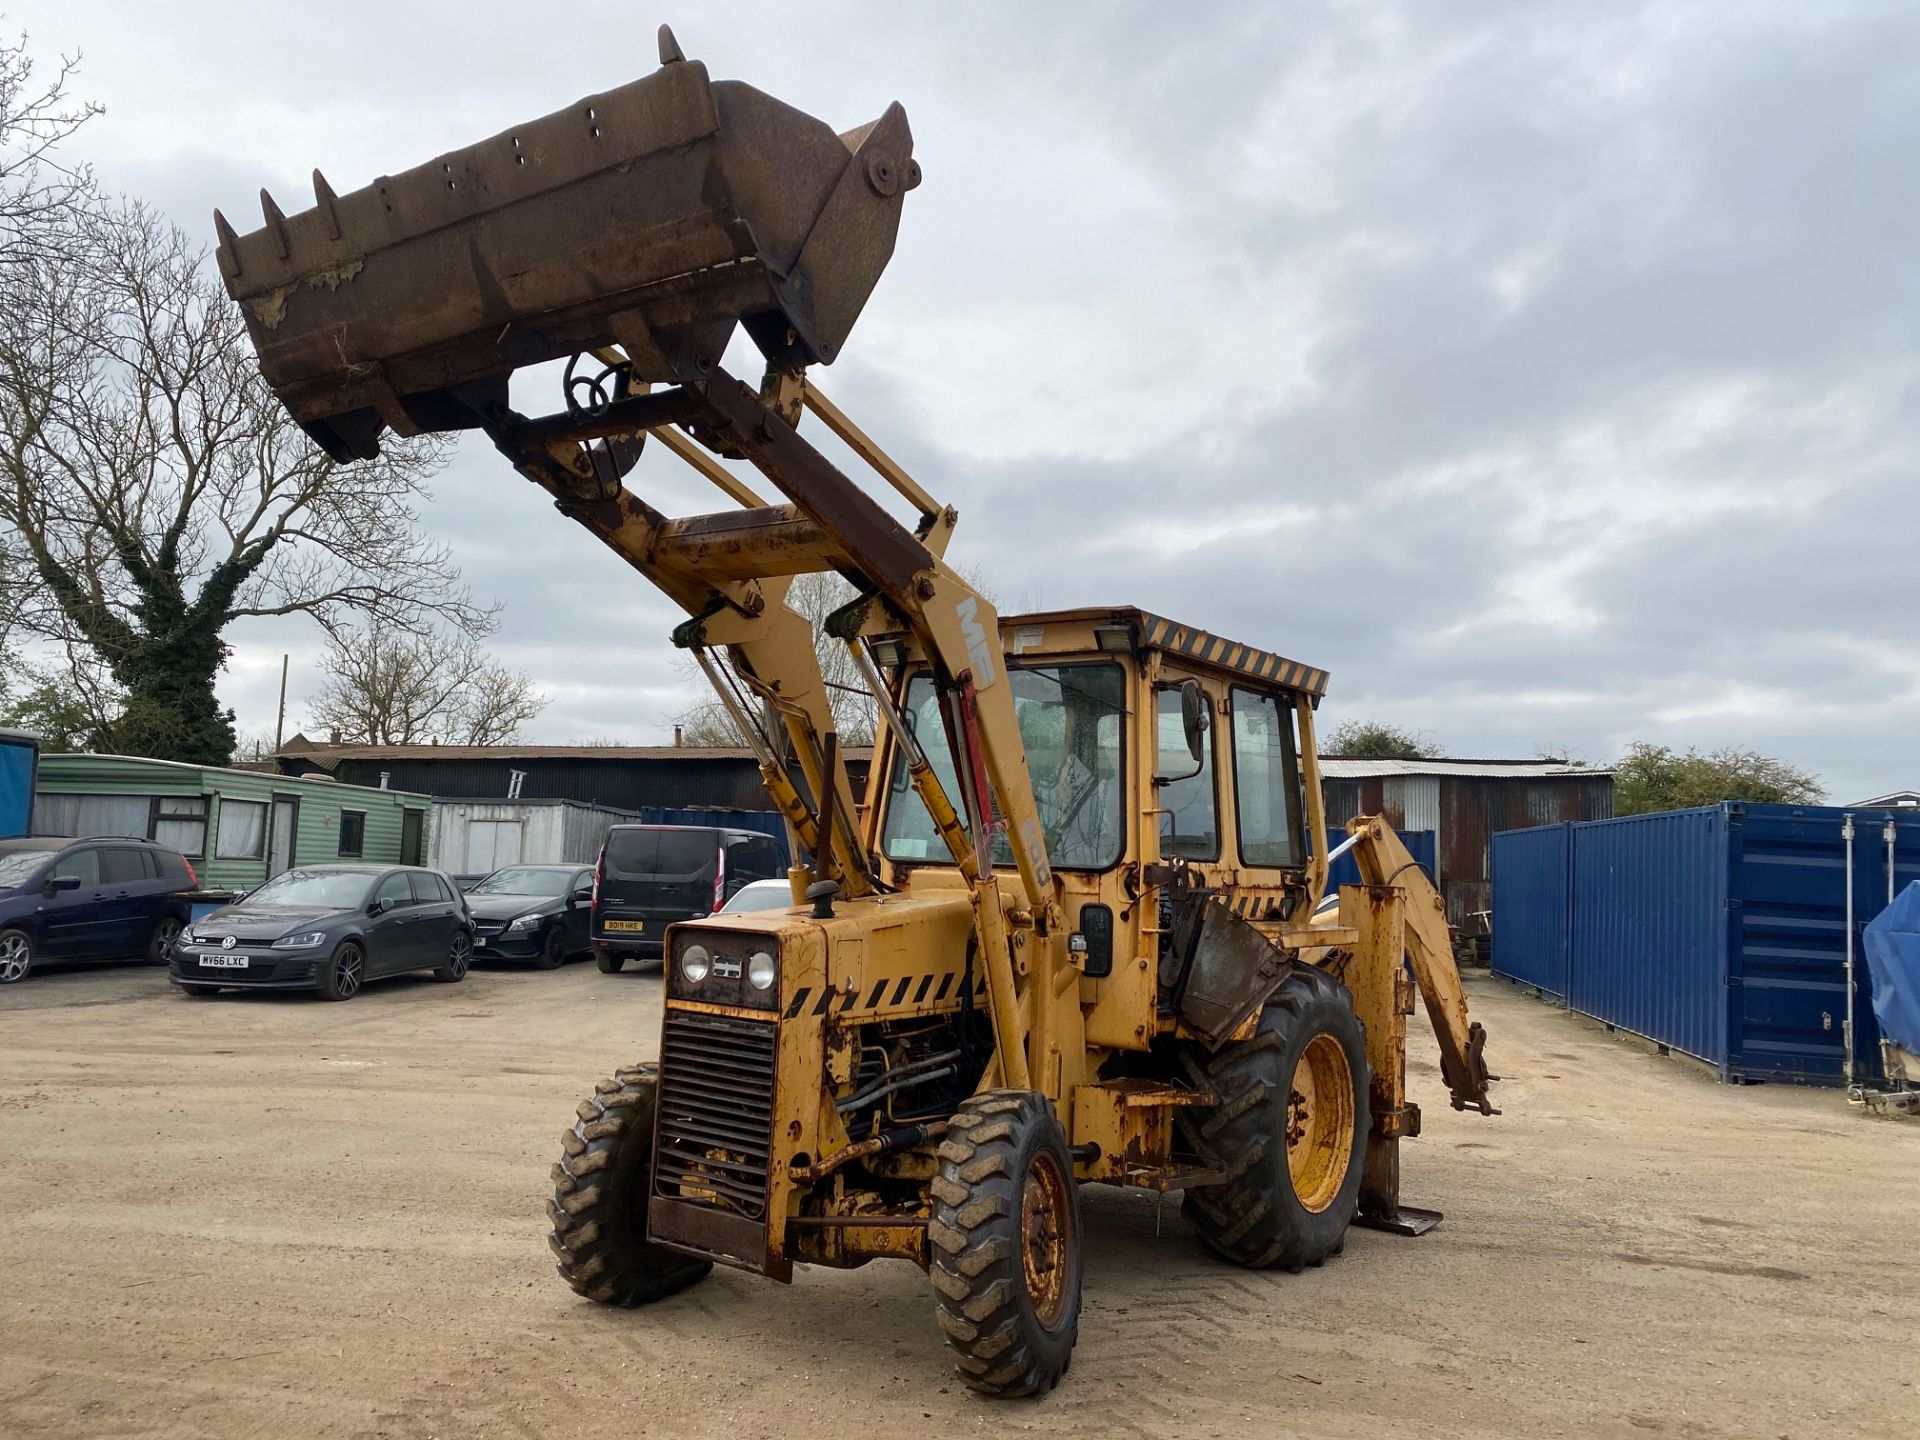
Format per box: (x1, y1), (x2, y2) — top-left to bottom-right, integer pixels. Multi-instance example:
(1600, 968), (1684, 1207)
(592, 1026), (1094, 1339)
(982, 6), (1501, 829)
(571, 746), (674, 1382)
(1, 956), (1914, 1440)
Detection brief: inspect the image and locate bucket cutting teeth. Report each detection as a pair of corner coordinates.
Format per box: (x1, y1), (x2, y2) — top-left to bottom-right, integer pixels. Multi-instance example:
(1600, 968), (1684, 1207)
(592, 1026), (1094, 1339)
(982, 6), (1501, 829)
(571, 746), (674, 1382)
(215, 25), (918, 462)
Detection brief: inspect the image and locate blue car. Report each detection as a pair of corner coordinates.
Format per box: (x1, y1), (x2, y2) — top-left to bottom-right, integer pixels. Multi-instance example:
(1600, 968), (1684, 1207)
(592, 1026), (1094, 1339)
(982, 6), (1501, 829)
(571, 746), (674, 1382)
(0, 835), (198, 985)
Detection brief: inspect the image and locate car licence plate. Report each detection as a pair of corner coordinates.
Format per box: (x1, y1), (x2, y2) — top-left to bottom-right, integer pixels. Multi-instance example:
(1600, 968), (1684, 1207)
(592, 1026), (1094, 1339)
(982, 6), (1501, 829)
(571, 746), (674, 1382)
(602, 919), (645, 933)
(200, 954), (250, 970)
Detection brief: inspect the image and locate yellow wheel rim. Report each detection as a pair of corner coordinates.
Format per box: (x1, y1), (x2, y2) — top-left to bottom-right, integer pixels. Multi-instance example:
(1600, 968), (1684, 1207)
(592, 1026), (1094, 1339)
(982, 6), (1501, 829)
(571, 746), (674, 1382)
(1020, 1149), (1073, 1331)
(1286, 1033), (1356, 1214)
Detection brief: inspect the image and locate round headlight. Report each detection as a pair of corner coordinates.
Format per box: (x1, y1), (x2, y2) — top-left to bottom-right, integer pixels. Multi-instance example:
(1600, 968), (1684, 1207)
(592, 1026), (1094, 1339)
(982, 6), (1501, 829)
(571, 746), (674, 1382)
(747, 950), (776, 991)
(680, 944), (711, 984)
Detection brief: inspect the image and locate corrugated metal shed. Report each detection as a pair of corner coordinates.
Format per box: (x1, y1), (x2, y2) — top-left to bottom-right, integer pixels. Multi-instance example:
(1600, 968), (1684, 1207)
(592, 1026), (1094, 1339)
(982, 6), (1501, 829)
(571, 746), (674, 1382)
(1492, 803), (1920, 1084)
(429, 799), (642, 874)
(1320, 758), (1613, 929)
(275, 740), (872, 812)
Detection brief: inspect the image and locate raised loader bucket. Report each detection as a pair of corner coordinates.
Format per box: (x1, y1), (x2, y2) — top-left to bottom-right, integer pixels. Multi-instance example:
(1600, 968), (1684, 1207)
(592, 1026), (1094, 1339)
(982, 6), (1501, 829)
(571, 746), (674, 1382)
(215, 26), (918, 462)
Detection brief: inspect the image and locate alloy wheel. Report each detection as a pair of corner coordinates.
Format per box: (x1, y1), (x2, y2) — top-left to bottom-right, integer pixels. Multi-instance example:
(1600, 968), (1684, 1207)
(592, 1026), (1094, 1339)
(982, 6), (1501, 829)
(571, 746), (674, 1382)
(336, 947), (364, 998)
(0, 932), (29, 984)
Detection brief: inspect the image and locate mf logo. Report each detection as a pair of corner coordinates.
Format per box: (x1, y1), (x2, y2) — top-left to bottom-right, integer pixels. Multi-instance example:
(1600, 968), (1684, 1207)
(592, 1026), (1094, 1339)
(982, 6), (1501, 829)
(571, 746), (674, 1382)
(955, 595), (998, 690)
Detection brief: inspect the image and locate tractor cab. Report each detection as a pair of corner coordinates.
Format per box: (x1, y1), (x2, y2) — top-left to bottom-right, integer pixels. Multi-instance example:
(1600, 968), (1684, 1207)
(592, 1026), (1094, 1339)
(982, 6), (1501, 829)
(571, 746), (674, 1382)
(863, 606), (1334, 1052)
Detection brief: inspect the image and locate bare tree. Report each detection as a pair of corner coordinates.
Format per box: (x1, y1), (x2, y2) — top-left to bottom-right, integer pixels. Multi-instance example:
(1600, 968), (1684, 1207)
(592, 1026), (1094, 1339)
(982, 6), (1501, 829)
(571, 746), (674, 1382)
(308, 626), (547, 746)
(0, 200), (484, 763)
(0, 31), (100, 266)
(672, 566), (1002, 748)
(673, 571), (879, 748)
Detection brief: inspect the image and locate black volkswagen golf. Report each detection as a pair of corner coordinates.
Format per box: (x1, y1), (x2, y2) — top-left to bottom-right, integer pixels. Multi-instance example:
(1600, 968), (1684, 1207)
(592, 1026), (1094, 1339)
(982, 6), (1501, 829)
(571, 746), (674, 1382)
(170, 864), (474, 1000)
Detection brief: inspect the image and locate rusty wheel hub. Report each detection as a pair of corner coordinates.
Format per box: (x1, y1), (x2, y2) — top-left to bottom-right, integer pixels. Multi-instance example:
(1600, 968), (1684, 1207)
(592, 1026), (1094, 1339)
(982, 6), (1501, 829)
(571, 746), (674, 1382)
(1286, 1033), (1357, 1214)
(1020, 1149), (1073, 1331)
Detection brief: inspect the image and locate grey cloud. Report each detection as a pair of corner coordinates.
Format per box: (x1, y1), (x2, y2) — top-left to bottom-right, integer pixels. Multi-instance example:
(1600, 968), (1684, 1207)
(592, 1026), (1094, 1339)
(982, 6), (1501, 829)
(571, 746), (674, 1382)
(9, 0), (1915, 799)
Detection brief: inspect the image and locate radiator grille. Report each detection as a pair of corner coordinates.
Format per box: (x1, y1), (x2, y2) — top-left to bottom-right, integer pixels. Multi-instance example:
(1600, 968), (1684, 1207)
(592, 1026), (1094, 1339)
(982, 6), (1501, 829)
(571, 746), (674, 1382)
(654, 1010), (777, 1221)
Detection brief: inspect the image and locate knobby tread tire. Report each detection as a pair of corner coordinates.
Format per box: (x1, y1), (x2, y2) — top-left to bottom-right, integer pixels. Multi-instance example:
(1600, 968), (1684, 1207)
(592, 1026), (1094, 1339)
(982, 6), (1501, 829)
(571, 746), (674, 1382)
(929, 1088), (1081, 1398)
(548, 1063), (711, 1306)
(1177, 964), (1370, 1272)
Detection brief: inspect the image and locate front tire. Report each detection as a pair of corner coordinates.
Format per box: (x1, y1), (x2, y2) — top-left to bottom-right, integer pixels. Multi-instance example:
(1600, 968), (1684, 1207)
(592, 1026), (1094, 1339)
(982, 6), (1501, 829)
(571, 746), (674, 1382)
(1178, 964), (1369, 1271)
(0, 928), (34, 985)
(148, 916), (182, 967)
(177, 983), (223, 999)
(320, 942), (364, 1002)
(930, 1089), (1082, 1397)
(536, 926), (566, 970)
(548, 1064), (711, 1305)
(434, 931), (472, 983)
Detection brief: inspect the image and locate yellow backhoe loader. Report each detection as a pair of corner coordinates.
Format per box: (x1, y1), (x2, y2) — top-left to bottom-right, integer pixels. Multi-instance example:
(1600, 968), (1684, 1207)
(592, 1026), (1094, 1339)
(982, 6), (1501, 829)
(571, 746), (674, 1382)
(217, 27), (1499, 1396)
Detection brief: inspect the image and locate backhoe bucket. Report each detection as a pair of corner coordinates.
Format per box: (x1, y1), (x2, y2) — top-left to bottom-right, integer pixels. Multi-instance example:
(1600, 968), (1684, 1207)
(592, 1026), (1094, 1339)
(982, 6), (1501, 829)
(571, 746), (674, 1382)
(215, 29), (918, 462)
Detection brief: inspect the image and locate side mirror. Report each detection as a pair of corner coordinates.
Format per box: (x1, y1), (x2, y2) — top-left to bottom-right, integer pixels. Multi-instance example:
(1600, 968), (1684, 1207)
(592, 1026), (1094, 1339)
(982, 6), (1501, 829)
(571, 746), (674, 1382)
(45, 874), (81, 893)
(571, 886), (592, 904)
(1179, 679), (1211, 763)
(367, 897), (388, 916)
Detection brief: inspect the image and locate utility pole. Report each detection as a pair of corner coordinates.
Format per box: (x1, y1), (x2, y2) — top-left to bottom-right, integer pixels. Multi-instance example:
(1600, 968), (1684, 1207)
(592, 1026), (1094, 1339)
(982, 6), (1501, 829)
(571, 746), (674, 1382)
(274, 654), (289, 752)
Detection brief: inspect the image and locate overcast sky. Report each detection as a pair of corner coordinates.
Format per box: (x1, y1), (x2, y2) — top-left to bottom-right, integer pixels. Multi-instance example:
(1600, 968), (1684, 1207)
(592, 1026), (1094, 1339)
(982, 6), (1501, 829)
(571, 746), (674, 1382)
(12, 1), (1917, 800)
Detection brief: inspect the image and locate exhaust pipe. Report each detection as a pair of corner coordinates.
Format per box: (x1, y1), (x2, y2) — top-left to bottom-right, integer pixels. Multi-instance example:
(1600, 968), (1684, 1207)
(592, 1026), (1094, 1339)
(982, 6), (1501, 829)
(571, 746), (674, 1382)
(216, 25), (919, 462)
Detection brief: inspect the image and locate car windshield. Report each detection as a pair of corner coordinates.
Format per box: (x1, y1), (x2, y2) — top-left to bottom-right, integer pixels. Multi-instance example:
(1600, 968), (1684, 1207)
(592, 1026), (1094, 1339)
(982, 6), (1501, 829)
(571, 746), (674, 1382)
(721, 882), (794, 914)
(605, 828), (717, 875)
(243, 868), (375, 909)
(880, 662), (1127, 870)
(470, 867), (573, 897)
(0, 849), (54, 888)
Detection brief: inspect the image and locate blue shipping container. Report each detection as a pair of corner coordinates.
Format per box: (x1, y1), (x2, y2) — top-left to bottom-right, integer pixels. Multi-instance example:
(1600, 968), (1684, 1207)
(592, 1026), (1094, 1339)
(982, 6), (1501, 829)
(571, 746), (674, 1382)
(1490, 823), (1570, 998)
(633, 807), (793, 867)
(1492, 803), (1920, 1084)
(1322, 828), (1437, 895)
(0, 730), (37, 839)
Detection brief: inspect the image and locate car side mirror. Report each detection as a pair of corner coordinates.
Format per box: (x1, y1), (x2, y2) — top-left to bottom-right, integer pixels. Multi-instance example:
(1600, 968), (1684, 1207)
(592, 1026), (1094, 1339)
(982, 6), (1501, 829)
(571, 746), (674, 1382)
(571, 886), (592, 904)
(45, 874), (81, 893)
(367, 897), (388, 916)
(1179, 679), (1211, 763)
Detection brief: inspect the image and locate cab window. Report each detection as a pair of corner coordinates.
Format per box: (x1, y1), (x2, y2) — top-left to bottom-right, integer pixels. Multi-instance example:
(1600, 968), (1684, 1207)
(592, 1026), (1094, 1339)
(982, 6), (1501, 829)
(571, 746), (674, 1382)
(1231, 688), (1304, 867)
(881, 663), (1126, 871)
(1156, 686), (1219, 860)
(374, 872), (413, 909)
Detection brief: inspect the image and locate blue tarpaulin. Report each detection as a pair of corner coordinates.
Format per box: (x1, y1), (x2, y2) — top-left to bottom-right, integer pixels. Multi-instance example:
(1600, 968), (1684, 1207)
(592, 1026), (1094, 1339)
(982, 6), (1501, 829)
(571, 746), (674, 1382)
(0, 732), (37, 839)
(1863, 880), (1920, 1055)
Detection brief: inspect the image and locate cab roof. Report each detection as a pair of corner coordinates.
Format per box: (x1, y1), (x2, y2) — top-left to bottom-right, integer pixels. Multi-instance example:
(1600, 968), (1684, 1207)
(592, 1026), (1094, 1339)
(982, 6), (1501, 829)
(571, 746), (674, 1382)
(999, 606), (1330, 699)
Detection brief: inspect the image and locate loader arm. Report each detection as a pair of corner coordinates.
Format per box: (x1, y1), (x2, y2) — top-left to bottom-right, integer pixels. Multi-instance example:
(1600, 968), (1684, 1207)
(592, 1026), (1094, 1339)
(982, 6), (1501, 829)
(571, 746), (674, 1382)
(483, 367), (1070, 1093)
(211, 32), (1073, 1098)
(1344, 816), (1499, 1115)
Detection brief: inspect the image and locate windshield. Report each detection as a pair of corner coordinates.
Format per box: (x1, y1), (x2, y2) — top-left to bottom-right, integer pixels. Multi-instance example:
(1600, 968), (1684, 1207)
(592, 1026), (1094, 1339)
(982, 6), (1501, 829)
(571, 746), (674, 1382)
(243, 868), (375, 910)
(721, 882), (795, 914)
(880, 663), (1126, 871)
(0, 849), (54, 888)
(604, 828), (718, 876)
(471, 867), (573, 897)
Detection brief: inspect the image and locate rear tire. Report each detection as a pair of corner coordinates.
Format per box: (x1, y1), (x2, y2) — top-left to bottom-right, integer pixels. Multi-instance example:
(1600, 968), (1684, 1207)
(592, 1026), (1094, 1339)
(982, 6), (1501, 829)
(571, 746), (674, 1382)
(536, 926), (566, 970)
(548, 1064), (711, 1305)
(434, 931), (472, 983)
(319, 942), (364, 1002)
(595, 950), (624, 974)
(1178, 965), (1369, 1271)
(0, 928), (33, 985)
(929, 1089), (1082, 1397)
